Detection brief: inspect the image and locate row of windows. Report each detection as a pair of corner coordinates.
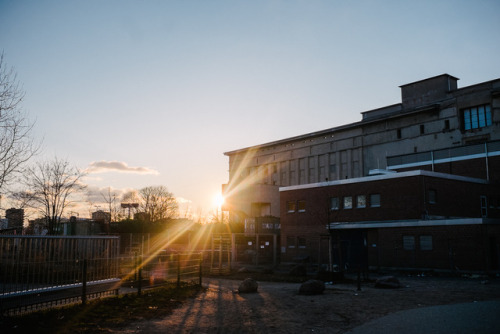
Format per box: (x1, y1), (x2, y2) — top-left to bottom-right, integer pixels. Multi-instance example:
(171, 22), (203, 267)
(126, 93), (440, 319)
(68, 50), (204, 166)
(286, 194), (382, 213)
(330, 194), (381, 210)
(403, 235), (433, 251)
(287, 235), (433, 251)
(287, 236), (306, 248)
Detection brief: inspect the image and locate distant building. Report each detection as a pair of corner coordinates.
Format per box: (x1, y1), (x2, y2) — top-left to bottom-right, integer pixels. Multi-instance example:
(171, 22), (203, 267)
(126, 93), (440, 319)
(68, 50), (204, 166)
(222, 74), (500, 272)
(5, 208), (24, 228)
(92, 210), (111, 224)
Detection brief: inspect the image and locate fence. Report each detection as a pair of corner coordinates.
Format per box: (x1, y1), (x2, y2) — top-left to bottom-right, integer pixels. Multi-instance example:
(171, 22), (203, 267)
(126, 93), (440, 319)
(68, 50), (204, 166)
(0, 236), (203, 315)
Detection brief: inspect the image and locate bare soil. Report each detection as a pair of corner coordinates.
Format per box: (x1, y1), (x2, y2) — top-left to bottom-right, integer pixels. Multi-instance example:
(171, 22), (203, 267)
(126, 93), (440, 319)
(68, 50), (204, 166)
(116, 273), (500, 334)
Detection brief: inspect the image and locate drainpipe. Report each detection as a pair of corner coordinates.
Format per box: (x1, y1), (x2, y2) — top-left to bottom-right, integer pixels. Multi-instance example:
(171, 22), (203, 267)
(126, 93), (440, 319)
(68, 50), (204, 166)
(431, 151), (435, 172)
(485, 143), (490, 181)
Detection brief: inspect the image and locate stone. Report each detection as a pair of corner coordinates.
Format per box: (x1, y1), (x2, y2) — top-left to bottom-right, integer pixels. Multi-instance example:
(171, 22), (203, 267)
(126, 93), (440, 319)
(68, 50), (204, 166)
(374, 276), (401, 289)
(299, 279), (325, 295)
(238, 278), (258, 293)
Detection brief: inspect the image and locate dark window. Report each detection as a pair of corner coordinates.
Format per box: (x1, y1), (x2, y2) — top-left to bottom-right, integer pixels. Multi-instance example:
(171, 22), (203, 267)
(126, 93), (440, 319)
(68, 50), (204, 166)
(330, 197), (339, 210)
(403, 236), (415, 250)
(420, 235), (433, 250)
(287, 201), (296, 213)
(428, 189), (437, 204)
(463, 104), (492, 130)
(444, 120), (450, 130)
(298, 200), (306, 212)
(420, 124), (425, 134)
(481, 196), (488, 217)
(397, 129), (402, 139)
(298, 237), (306, 249)
(287, 236), (296, 248)
(370, 194), (381, 207)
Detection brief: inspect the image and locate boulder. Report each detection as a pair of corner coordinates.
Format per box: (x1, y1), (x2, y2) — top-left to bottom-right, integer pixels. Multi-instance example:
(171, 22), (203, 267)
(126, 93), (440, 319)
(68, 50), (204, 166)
(238, 278), (258, 293)
(299, 279), (325, 295)
(374, 276), (401, 289)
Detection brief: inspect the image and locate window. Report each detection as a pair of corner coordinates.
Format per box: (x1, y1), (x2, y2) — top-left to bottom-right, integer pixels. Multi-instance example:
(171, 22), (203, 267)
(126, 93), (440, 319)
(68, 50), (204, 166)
(444, 120), (450, 130)
(356, 195), (366, 208)
(481, 196), (488, 217)
(370, 194), (381, 207)
(397, 128), (402, 139)
(287, 201), (296, 213)
(298, 200), (306, 212)
(287, 236), (296, 248)
(343, 196), (353, 209)
(428, 189), (437, 204)
(420, 235), (433, 251)
(330, 197), (339, 210)
(403, 236), (415, 250)
(298, 237), (306, 249)
(463, 104), (492, 130)
(420, 124), (425, 135)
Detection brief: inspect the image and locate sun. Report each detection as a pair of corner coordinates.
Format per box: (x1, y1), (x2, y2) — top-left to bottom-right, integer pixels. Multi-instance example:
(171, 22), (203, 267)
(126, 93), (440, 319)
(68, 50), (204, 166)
(214, 193), (225, 207)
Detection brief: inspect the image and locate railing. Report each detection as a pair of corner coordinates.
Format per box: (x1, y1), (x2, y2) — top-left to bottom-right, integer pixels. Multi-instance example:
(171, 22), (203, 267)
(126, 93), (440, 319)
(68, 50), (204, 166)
(387, 140), (500, 168)
(0, 236), (203, 315)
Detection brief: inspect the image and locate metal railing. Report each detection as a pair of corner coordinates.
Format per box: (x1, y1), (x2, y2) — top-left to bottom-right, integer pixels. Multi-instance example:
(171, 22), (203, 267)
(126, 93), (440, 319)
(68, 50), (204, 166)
(0, 235), (203, 315)
(387, 140), (500, 168)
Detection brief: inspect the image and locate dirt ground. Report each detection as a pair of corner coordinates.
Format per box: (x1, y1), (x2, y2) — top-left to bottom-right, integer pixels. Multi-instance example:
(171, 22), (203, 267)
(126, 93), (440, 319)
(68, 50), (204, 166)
(116, 274), (500, 334)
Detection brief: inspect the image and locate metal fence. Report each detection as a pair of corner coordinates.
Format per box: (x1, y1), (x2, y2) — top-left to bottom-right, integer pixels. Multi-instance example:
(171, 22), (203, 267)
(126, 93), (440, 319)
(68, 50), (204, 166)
(0, 236), (203, 315)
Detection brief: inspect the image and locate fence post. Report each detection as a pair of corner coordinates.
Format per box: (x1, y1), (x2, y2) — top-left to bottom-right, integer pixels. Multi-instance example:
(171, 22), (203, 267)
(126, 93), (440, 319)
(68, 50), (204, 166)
(82, 259), (87, 306)
(137, 253), (142, 296)
(199, 252), (203, 286)
(177, 254), (181, 288)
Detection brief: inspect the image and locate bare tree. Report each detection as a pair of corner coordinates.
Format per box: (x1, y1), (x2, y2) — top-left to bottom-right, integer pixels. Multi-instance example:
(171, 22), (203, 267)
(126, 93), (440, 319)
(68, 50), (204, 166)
(0, 53), (39, 191)
(22, 158), (86, 234)
(101, 187), (119, 222)
(139, 186), (178, 222)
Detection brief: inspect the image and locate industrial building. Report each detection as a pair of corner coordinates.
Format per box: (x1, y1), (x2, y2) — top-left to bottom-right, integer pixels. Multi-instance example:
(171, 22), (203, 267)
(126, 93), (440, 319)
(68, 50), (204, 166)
(222, 74), (500, 272)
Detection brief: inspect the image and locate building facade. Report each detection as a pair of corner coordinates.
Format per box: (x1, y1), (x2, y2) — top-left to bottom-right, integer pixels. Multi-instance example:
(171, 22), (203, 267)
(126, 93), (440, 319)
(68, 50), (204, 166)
(222, 74), (500, 272)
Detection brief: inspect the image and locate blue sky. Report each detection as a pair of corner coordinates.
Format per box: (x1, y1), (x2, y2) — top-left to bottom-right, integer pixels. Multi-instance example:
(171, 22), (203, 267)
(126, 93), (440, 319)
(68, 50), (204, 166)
(1, 0), (499, 218)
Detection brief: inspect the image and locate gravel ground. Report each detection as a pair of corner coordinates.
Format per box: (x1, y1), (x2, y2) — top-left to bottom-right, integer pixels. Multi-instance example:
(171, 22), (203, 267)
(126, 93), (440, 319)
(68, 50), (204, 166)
(115, 274), (500, 334)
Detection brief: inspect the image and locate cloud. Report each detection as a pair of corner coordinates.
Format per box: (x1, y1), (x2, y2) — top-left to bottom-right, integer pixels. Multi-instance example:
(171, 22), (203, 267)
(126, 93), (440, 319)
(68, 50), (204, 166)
(86, 161), (159, 175)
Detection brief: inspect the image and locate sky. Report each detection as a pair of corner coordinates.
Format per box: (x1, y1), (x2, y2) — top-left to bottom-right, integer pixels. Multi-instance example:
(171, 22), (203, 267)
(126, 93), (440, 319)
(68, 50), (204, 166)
(1, 0), (499, 219)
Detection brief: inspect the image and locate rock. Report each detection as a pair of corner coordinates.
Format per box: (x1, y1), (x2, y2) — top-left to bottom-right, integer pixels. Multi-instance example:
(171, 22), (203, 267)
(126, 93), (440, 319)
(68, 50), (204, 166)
(238, 278), (258, 293)
(299, 279), (325, 295)
(374, 276), (401, 289)
(289, 264), (307, 276)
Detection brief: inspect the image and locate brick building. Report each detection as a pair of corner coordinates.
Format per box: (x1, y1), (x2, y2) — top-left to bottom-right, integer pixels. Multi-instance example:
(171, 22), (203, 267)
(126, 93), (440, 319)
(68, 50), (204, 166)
(280, 170), (500, 272)
(222, 74), (500, 272)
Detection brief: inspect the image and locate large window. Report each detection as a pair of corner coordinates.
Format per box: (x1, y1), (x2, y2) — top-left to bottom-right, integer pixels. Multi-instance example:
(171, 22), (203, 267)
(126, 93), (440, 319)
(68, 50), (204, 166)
(463, 104), (492, 130)
(287, 201), (296, 213)
(420, 235), (433, 251)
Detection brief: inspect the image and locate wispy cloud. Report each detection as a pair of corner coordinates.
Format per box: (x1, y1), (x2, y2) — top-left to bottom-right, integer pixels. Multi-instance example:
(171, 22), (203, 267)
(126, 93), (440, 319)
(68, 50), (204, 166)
(86, 161), (159, 175)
